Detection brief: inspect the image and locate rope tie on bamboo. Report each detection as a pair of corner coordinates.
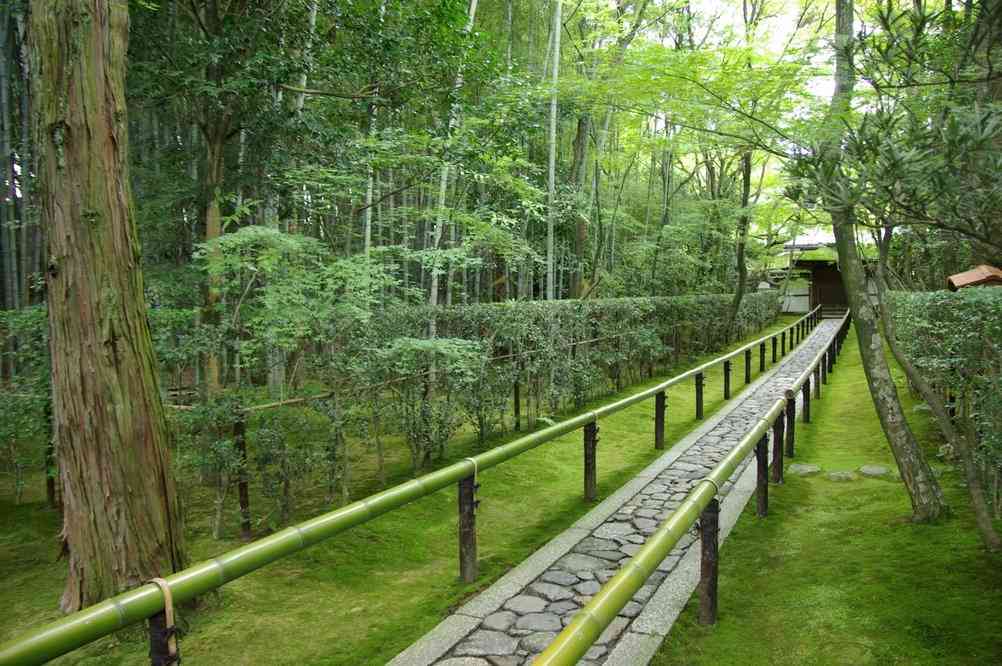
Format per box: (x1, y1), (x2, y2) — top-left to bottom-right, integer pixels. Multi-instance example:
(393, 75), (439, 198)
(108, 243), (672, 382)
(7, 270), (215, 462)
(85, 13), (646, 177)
(700, 477), (721, 497)
(148, 577), (180, 664)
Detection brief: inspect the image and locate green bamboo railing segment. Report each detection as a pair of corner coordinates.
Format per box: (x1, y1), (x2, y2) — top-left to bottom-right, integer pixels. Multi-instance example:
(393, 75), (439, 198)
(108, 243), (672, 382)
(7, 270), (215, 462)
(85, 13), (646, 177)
(0, 307), (823, 666)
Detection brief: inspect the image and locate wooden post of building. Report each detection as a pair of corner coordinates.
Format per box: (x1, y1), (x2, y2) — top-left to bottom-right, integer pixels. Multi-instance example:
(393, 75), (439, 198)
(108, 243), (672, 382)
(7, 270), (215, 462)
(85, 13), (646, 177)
(785, 389), (796, 458)
(771, 412), (785, 484)
(723, 360), (731, 400)
(584, 421), (598, 501)
(699, 498), (720, 626)
(756, 435), (768, 517)
(744, 349), (752, 384)
(458, 474), (478, 582)
(654, 391), (666, 450)
(695, 372), (705, 420)
(234, 416), (252, 541)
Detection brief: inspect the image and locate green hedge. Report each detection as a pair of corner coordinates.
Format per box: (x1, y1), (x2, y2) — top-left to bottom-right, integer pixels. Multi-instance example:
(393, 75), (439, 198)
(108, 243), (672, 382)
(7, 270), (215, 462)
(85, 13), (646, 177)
(890, 289), (1002, 461)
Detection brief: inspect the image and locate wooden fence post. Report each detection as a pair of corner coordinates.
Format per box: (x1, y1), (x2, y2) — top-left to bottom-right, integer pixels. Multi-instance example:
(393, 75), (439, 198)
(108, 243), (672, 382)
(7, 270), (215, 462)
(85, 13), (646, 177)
(744, 348), (752, 384)
(234, 416), (252, 541)
(785, 389), (796, 458)
(584, 422), (598, 501)
(781, 330), (787, 356)
(699, 498), (720, 625)
(459, 474), (478, 582)
(654, 391), (666, 450)
(772, 336), (777, 363)
(756, 435), (769, 517)
(822, 351), (829, 384)
(802, 380), (811, 424)
(771, 412), (785, 484)
(695, 372), (705, 420)
(723, 360), (731, 400)
(759, 341), (766, 372)
(814, 365), (822, 398)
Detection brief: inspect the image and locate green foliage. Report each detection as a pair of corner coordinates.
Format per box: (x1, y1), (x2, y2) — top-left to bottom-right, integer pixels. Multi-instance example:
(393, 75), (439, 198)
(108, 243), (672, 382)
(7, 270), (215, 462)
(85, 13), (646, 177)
(891, 289), (1002, 464)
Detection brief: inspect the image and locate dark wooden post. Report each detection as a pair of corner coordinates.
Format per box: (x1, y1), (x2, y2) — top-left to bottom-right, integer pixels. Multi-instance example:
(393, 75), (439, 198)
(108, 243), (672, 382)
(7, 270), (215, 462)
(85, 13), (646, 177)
(699, 498), (720, 625)
(822, 351), (829, 384)
(759, 341), (766, 371)
(234, 416), (252, 541)
(513, 374), (522, 432)
(584, 421), (598, 501)
(723, 360), (731, 400)
(756, 435), (768, 517)
(43, 398), (57, 509)
(654, 391), (666, 450)
(744, 349), (752, 384)
(695, 372), (705, 420)
(785, 389), (796, 458)
(771, 336), (777, 363)
(771, 412), (785, 484)
(781, 330), (787, 356)
(458, 475), (478, 582)
(148, 611), (175, 666)
(814, 365), (822, 398)
(827, 343), (835, 373)
(802, 380), (811, 423)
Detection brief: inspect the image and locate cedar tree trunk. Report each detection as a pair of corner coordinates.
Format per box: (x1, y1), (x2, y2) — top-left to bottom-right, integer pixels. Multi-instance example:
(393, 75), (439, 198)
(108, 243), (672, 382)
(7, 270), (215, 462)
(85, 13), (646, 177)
(30, 0), (187, 611)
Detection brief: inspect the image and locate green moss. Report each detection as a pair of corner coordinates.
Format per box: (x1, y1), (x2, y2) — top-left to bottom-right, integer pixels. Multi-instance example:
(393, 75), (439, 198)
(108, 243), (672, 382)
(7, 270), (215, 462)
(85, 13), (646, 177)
(652, 328), (1002, 666)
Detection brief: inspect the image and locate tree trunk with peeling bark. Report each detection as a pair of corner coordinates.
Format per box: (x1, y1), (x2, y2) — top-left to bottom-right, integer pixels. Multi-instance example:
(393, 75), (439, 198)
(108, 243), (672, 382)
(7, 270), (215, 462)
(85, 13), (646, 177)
(30, 0), (187, 611)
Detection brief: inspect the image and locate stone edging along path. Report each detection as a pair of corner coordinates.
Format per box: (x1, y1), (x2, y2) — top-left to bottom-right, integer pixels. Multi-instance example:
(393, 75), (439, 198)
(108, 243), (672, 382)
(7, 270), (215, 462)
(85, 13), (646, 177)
(390, 319), (844, 666)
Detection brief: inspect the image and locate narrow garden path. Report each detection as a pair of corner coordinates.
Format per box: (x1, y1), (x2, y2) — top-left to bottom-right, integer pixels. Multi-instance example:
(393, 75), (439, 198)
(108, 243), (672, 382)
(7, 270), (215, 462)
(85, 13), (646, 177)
(393, 319), (844, 666)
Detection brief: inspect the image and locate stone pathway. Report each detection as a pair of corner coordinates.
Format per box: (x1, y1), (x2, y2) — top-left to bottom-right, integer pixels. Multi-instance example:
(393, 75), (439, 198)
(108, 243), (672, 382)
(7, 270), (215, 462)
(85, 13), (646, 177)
(391, 319), (844, 666)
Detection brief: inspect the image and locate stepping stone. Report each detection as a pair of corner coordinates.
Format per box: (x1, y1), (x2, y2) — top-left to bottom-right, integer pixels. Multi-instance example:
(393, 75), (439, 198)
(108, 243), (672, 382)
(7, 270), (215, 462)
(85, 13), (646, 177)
(454, 630), (519, 657)
(594, 522), (634, 539)
(827, 471), (857, 482)
(516, 612), (561, 632)
(576, 537), (620, 553)
(528, 582), (573, 602)
(595, 617), (630, 645)
(504, 595), (547, 614)
(788, 463), (821, 476)
(574, 580), (601, 595)
(519, 632), (558, 654)
(540, 570), (578, 586)
(440, 659), (491, 666)
(547, 600), (578, 615)
(859, 464), (890, 478)
(556, 553), (606, 572)
(482, 611), (516, 632)
(485, 658), (520, 666)
(619, 601), (643, 618)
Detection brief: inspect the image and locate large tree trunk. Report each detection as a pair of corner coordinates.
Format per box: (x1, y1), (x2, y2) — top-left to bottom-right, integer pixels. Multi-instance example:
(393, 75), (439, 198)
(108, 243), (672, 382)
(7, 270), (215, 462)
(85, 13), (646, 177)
(726, 151), (752, 340)
(31, 0), (187, 611)
(825, 0), (947, 523)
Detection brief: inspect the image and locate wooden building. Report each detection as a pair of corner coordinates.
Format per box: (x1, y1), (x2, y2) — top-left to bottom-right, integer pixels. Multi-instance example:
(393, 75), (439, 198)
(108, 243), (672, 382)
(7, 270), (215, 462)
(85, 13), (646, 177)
(793, 255), (849, 315)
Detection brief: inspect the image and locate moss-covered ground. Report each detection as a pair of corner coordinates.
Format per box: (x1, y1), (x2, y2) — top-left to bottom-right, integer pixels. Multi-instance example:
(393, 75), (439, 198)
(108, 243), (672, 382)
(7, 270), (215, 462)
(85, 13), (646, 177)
(653, 328), (1002, 665)
(1, 317), (800, 664)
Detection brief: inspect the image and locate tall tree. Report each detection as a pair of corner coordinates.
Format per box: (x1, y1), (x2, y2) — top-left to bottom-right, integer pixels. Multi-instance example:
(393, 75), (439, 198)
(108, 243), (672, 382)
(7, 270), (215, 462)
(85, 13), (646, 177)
(822, 0), (947, 522)
(30, 0), (187, 610)
(546, 0), (562, 301)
